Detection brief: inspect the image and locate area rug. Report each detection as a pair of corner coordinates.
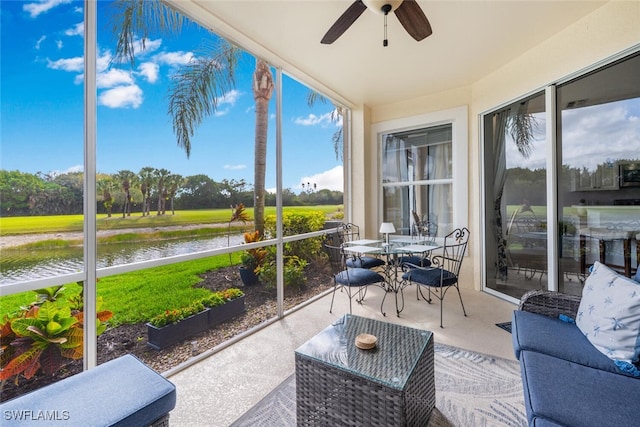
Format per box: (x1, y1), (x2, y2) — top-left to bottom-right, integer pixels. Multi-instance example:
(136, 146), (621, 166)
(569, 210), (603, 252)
(496, 321), (512, 333)
(231, 343), (526, 427)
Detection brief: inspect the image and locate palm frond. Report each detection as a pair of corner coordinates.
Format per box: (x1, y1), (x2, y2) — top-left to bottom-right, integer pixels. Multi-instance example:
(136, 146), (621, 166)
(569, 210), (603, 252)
(168, 41), (240, 157)
(307, 91), (327, 107)
(110, 0), (184, 67)
(506, 102), (538, 159)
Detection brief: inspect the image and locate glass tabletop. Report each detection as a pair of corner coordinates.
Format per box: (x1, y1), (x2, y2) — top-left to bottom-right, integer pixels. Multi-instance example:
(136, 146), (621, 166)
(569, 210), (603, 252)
(295, 314), (433, 390)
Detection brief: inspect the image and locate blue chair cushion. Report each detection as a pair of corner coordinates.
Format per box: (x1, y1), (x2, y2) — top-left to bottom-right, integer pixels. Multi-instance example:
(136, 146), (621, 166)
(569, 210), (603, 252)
(402, 267), (457, 287)
(336, 268), (384, 287)
(396, 255), (431, 267)
(346, 256), (385, 269)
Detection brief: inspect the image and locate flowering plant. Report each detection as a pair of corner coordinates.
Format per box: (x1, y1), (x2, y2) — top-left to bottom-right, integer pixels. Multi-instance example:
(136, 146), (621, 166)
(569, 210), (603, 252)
(148, 288), (244, 327)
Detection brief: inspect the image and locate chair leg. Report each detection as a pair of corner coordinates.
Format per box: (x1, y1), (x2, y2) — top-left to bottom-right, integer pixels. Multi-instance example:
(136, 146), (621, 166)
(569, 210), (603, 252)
(329, 281), (338, 313)
(455, 284), (467, 317)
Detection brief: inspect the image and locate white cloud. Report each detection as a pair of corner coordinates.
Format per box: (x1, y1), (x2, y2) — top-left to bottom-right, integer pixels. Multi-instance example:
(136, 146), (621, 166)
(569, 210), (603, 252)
(47, 56), (83, 72)
(35, 35), (46, 50)
(98, 85), (143, 109)
(97, 52), (112, 73)
(135, 38), (163, 57)
(154, 51), (193, 67)
(23, 0), (72, 18)
(137, 62), (159, 83)
(294, 110), (341, 127)
(97, 69), (134, 89)
(213, 90), (242, 116)
(216, 90), (241, 107)
(56, 40), (63, 49)
(299, 166), (343, 192)
(224, 164), (246, 170)
(64, 22), (83, 37)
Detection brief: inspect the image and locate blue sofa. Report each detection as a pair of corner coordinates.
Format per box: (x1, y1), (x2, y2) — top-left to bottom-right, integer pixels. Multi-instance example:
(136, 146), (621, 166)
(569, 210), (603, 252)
(512, 286), (640, 427)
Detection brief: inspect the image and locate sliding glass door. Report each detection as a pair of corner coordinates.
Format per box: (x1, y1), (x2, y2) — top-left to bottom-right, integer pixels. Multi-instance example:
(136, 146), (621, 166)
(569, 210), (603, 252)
(556, 52), (640, 294)
(484, 51), (640, 300)
(483, 93), (548, 299)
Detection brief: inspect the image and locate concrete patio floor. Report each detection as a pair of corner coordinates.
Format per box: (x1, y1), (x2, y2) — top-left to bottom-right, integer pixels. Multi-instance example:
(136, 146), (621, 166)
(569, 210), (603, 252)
(165, 285), (518, 426)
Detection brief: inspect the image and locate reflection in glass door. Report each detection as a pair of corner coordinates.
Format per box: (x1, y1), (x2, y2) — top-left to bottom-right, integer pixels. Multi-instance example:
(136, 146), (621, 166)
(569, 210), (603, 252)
(484, 93), (547, 299)
(557, 53), (640, 293)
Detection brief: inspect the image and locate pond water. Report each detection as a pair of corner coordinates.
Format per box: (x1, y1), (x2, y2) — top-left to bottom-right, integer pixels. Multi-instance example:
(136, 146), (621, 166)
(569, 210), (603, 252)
(0, 234), (244, 285)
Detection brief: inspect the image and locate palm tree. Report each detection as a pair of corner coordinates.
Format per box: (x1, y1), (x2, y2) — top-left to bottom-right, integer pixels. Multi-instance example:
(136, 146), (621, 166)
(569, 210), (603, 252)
(165, 173), (183, 215)
(111, 0), (273, 235)
(97, 176), (116, 217)
(251, 59), (274, 234)
(153, 168), (170, 215)
(138, 167), (155, 216)
(115, 169), (136, 217)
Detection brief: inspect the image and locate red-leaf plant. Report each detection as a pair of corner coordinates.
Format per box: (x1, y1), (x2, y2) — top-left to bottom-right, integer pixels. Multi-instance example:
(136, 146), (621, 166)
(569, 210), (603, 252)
(0, 287), (112, 383)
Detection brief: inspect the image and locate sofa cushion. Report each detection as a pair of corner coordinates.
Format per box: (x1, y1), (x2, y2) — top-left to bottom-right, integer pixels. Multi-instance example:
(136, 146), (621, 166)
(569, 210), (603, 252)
(0, 354), (176, 426)
(512, 310), (625, 376)
(519, 350), (640, 427)
(576, 261), (640, 365)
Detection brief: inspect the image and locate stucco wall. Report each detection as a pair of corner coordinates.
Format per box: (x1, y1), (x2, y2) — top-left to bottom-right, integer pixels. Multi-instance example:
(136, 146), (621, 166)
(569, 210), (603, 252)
(365, 1), (640, 293)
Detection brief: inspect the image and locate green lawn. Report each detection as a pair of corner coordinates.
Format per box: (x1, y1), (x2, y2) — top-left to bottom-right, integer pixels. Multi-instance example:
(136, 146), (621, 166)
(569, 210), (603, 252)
(0, 205), (343, 236)
(0, 254), (241, 326)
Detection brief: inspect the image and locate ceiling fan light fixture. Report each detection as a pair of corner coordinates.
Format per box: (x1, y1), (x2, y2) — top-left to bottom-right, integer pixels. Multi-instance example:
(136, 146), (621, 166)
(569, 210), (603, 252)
(363, 0), (403, 15)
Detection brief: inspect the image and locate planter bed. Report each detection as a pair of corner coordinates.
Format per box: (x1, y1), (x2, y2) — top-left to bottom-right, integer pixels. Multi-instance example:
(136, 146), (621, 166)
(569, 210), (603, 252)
(147, 296), (246, 350)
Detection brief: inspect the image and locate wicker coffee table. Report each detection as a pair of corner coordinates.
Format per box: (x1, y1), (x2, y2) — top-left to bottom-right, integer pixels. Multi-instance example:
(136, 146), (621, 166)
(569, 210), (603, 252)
(295, 314), (435, 426)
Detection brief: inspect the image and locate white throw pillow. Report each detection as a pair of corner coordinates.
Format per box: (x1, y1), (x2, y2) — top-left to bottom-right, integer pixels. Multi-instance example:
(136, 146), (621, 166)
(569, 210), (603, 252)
(576, 261), (640, 364)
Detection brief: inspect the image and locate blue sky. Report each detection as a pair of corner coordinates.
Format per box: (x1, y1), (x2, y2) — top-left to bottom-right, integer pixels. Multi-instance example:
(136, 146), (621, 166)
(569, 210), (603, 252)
(1, 0), (344, 192)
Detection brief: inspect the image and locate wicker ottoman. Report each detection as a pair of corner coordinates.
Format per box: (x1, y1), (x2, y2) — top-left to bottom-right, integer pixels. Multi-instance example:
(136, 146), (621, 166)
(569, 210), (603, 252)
(295, 314), (435, 426)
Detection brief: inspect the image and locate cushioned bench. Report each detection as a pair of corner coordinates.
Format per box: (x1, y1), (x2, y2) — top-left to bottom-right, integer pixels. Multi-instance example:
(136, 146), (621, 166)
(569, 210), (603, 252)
(0, 354), (176, 426)
(512, 262), (640, 427)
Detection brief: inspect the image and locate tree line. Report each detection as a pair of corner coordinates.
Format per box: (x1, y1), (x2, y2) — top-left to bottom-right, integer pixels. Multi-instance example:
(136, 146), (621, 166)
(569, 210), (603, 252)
(0, 169), (343, 217)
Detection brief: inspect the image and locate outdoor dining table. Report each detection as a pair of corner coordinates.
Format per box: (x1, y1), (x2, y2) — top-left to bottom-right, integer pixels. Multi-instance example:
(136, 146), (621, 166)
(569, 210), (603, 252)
(342, 240), (440, 317)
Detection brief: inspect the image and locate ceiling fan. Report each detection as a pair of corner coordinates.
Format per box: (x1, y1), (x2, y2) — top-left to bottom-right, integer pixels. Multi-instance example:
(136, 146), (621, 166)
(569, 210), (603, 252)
(321, 0), (432, 46)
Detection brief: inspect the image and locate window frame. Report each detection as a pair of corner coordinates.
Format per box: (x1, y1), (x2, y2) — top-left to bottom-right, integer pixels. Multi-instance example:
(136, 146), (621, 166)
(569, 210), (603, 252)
(371, 106), (469, 233)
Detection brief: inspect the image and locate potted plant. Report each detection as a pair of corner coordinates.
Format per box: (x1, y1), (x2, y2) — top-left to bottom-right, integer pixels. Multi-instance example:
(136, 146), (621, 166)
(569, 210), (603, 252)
(239, 252), (259, 286)
(146, 288), (245, 350)
(239, 230), (267, 286)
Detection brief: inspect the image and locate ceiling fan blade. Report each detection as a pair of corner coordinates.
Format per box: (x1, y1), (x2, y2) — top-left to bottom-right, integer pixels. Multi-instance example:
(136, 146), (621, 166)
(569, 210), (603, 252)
(395, 0), (433, 41)
(321, 0), (368, 44)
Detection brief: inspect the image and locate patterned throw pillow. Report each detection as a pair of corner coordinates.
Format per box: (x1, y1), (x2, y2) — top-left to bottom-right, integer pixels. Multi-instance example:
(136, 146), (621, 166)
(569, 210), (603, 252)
(576, 261), (640, 364)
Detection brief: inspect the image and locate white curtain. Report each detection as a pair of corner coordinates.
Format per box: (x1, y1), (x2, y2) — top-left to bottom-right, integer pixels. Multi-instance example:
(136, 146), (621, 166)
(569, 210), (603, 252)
(493, 110), (510, 279)
(428, 143), (452, 235)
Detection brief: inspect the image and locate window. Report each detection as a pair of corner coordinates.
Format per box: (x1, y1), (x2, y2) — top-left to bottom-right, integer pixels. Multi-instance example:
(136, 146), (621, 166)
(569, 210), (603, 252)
(373, 106), (468, 239)
(381, 125), (453, 236)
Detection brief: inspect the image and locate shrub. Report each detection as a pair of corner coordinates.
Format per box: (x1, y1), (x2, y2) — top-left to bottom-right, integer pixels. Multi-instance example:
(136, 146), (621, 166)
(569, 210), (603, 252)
(256, 253), (308, 290)
(264, 211), (325, 260)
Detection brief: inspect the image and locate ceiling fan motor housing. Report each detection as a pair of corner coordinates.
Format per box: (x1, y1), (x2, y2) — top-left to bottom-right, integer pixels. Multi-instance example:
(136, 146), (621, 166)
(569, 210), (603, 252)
(363, 0), (403, 14)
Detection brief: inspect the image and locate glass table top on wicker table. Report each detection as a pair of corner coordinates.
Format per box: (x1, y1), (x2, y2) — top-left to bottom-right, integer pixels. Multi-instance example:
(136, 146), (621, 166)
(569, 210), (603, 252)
(295, 314), (435, 426)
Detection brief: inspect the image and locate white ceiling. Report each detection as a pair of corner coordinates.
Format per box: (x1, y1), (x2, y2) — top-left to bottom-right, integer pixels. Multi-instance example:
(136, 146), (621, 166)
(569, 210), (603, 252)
(173, 1), (606, 108)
